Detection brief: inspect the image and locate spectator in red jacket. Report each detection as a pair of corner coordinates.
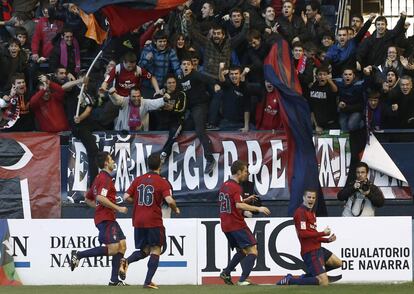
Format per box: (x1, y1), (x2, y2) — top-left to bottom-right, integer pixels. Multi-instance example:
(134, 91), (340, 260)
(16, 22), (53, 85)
(30, 74), (69, 132)
(31, 6), (63, 62)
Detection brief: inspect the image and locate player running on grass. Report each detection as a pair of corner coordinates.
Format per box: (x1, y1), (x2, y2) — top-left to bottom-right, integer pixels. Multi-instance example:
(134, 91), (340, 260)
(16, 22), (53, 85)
(219, 160), (271, 286)
(70, 151), (128, 286)
(276, 189), (342, 286)
(119, 153), (180, 289)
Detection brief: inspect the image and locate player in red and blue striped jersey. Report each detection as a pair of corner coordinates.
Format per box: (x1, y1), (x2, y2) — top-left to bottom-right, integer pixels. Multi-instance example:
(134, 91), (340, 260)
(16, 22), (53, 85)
(219, 160), (271, 286)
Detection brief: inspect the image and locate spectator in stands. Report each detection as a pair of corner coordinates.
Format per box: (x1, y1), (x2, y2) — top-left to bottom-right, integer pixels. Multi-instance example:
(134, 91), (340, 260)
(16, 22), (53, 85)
(0, 38), (28, 91)
(222, 7), (249, 61)
(71, 74), (104, 186)
(30, 74), (69, 132)
(207, 64), (251, 131)
(325, 14), (375, 77)
(292, 42), (314, 97)
(198, 1), (219, 36)
(335, 67), (365, 132)
(243, 29), (270, 87)
(109, 87), (168, 132)
(255, 80), (283, 131)
(0, 73), (33, 131)
(171, 33), (189, 61)
(308, 65), (338, 134)
(101, 51), (160, 100)
(139, 30), (182, 99)
(262, 5), (278, 40)
(302, 0), (331, 46)
(320, 31), (335, 51)
(31, 5), (63, 63)
(364, 89), (396, 131)
(392, 75), (414, 128)
(15, 27), (30, 57)
(180, 57), (219, 174)
(160, 74), (188, 162)
(49, 27), (81, 75)
(276, 0), (306, 45)
(242, 0), (265, 32)
(338, 161), (384, 216)
(185, 10), (250, 79)
(350, 14), (370, 39)
(357, 12), (407, 68)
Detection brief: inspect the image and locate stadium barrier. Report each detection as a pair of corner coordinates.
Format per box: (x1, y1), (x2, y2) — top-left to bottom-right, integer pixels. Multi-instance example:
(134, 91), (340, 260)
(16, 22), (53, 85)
(8, 217), (412, 285)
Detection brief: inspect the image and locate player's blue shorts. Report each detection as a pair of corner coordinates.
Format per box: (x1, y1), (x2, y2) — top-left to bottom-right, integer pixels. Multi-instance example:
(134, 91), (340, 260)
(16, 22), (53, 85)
(302, 247), (333, 276)
(225, 228), (257, 250)
(96, 220), (126, 245)
(134, 227), (166, 250)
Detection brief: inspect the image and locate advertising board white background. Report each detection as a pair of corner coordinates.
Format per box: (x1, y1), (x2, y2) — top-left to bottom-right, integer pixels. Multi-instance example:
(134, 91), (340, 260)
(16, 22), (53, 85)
(197, 217), (412, 284)
(7, 217), (412, 285)
(9, 219), (198, 285)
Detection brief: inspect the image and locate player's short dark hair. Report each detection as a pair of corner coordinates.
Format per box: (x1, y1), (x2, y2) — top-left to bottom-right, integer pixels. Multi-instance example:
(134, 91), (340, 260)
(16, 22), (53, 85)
(303, 189), (318, 196)
(153, 30), (168, 41)
(231, 160), (247, 175)
(356, 161), (369, 173)
(229, 65), (242, 72)
(8, 38), (21, 47)
(292, 41), (303, 49)
(62, 26), (73, 35)
(316, 65), (330, 74)
(342, 66), (355, 74)
(247, 29), (262, 42)
(351, 14), (364, 22)
(230, 7), (242, 16)
(11, 73), (25, 84)
(211, 24), (225, 33)
(367, 89), (380, 99)
(148, 153), (161, 170)
(15, 27), (28, 37)
(375, 16), (387, 25)
(307, 0), (320, 12)
(203, 1), (215, 11)
(123, 51), (137, 63)
(96, 151), (110, 169)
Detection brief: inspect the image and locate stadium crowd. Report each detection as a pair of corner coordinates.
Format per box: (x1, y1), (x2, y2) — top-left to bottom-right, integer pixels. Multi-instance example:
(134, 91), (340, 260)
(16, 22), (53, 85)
(0, 0), (413, 181)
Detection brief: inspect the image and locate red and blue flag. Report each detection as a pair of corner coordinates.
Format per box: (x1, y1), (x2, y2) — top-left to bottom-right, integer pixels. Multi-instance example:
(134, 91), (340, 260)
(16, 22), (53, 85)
(72, 0), (187, 36)
(264, 37), (327, 216)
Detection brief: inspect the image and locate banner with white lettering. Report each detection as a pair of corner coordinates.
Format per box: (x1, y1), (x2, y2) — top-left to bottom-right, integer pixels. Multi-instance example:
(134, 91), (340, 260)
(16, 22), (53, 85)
(8, 219), (197, 285)
(197, 217), (412, 284)
(67, 131), (411, 203)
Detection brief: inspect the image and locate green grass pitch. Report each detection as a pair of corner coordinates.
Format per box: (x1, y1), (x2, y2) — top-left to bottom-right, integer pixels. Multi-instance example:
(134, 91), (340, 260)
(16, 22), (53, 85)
(1, 284), (414, 294)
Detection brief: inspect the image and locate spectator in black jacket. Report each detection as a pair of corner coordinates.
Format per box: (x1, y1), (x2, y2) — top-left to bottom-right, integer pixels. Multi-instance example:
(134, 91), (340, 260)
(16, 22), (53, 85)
(276, 0), (306, 45)
(357, 12), (407, 68)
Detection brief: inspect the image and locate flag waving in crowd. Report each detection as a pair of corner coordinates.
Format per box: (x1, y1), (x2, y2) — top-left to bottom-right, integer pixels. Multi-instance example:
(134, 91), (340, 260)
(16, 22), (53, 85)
(264, 37), (327, 216)
(73, 0), (188, 37)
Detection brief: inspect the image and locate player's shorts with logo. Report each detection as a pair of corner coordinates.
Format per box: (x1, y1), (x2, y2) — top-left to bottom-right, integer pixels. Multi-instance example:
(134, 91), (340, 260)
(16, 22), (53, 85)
(225, 227), (257, 250)
(302, 247), (333, 276)
(96, 220), (126, 244)
(134, 227), (166, 249)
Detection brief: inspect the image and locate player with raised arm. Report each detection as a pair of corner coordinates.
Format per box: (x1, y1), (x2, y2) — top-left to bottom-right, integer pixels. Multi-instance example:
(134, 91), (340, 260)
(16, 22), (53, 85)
(219, 160), (271, 286)
(70, 151), (128, 286)
(120, 153), (180, 289)
(276, 190), (342, 286)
